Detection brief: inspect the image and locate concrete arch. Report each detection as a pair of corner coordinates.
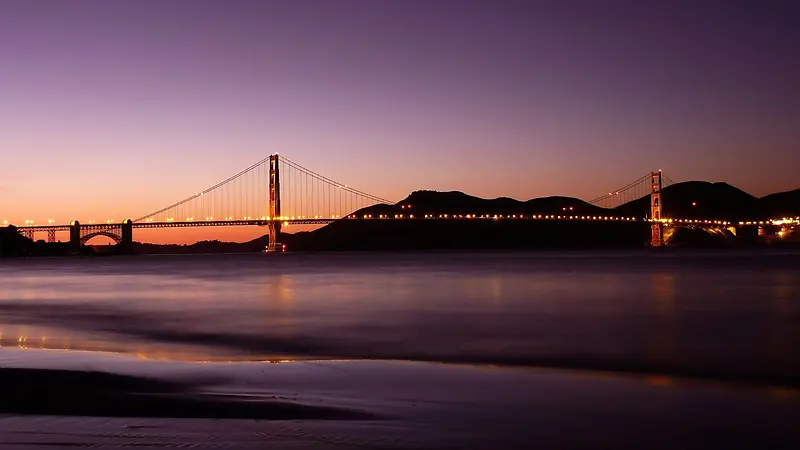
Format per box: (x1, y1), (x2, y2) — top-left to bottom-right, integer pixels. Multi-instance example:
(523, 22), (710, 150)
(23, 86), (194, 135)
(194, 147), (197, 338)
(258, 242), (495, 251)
(80, 231), (123, 245)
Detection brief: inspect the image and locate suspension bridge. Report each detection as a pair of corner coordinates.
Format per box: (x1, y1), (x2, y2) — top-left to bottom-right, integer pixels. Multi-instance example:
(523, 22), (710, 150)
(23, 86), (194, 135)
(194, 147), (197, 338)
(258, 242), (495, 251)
(10, 154), (737, 251)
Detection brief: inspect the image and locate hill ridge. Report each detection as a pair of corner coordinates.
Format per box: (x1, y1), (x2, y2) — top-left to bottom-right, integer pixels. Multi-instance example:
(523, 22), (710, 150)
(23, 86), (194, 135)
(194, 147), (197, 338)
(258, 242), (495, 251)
(371, 181), (797, 220)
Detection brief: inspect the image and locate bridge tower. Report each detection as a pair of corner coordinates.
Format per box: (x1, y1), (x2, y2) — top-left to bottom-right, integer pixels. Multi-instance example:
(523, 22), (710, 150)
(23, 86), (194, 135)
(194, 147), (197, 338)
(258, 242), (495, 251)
(267, 154), (283, 252)
(651, 171), (663, 247)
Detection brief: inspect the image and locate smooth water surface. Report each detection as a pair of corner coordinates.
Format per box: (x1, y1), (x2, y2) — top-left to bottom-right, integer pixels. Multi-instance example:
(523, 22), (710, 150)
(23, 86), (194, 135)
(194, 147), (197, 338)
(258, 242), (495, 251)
(1, 250), (798, 384)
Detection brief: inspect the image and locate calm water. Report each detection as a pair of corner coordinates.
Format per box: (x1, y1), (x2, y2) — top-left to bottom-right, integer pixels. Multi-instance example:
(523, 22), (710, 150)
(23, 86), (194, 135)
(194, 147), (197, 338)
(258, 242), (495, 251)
(1, 250), (798, 384)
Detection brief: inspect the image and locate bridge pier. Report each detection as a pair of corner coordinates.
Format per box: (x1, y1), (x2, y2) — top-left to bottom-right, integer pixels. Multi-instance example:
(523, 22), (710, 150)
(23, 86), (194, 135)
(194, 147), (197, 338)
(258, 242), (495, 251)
(117, 219), (134, 253)
(47, 230), (56, 243)
(69, 221), (81, 253)
(121, 219), (133, 245)
(268, 222), (283, 252)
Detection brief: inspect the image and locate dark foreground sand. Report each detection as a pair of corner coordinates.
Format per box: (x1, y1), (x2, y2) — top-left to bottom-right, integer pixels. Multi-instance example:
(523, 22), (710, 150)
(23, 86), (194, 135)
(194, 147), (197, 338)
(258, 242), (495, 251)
(0, 349), (798, 449)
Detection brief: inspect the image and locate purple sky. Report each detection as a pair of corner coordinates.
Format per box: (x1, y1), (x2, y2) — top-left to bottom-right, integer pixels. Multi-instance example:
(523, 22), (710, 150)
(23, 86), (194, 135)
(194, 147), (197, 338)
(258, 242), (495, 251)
(1, 0), (798, 230)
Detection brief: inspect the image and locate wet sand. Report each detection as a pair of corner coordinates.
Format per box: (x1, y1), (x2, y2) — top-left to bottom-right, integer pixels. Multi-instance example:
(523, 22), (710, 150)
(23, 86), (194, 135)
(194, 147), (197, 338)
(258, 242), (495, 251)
(1, 348), (798, 449)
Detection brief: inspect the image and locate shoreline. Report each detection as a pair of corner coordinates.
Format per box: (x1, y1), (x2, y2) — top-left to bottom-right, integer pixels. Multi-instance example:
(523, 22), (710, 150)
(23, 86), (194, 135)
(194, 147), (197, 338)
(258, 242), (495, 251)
(3, 244), (799, 260)
(2, 345), (799, 392)
(4, 240), (800, 258)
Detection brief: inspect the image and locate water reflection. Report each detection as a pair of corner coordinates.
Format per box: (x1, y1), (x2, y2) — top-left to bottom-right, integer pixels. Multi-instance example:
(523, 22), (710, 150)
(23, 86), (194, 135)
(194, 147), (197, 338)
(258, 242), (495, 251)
(770, 272), (795, 367)
(263, 273), (295, 306)
(649, 273), (677, 364)
(0, 326), (299, 363)
(0, 327), (70, 351)
(645, 375), (674, 387)
(0, 251), (798, 384)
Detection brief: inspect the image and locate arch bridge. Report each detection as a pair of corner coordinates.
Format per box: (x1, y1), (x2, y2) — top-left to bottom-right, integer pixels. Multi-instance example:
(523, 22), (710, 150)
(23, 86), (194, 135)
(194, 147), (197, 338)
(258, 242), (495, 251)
(73, 221), (133, 246)
(16, 221), (135, 248)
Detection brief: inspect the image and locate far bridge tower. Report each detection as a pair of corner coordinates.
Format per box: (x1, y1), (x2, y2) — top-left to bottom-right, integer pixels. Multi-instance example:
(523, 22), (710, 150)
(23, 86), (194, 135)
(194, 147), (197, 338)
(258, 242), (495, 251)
(651, 171), (663, 247)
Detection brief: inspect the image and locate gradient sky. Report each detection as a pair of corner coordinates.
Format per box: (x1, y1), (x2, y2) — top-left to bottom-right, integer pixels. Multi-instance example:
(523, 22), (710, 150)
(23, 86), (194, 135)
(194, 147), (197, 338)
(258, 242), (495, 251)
(1, 0), (798, 242)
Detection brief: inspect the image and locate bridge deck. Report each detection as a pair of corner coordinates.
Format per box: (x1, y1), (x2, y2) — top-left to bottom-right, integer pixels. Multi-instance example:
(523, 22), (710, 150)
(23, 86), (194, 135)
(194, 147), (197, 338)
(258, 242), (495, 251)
(10, 215), (755, 232)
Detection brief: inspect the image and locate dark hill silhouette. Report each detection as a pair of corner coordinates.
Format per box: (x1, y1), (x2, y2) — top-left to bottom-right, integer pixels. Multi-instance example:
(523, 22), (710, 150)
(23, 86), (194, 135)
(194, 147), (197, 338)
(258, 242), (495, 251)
(356, 190), (606, 218)
(281, 218), (648, 251)
(525, 196), (605, 214)
(276, 183), (799, 251)
(759, 188), (800, 219)
(614, 181), (761, 220)
(353, 182), (798, 223)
